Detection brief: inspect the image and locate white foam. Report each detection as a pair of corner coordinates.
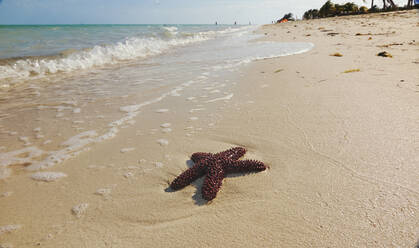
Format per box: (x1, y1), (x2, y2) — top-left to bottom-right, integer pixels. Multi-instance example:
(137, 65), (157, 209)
(160, 123), (171, 128)
(120, 105), (141, 113)
(157, 139), (169, 146)
(1, 192), (13, 197)
(0, 31), (216, 83)
(120, 148), (135, 153)
(0, 147), (44, 175)
(35, 134), (44, 139)
(95, 188), (111, 196)
(155, 109), (169, 113)
(162, 128), (172, 133)
(0, 225), (21, 235)
(31, 172), (67, 182)
(124, 172), (134, 178)
(189, 117), (199, 121)
(25, 131), (98, 171)
(0, 167), (11, 180)
(189, 108), (205, 113)
(206, 93), (234, 103)
(72, 203), (89, 218)
(0, 243), (14, 248)
(18, 136), (31, 146)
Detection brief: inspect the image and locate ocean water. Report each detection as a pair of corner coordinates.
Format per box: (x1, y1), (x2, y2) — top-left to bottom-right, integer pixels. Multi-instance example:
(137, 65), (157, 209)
(0, 24), (313, 179)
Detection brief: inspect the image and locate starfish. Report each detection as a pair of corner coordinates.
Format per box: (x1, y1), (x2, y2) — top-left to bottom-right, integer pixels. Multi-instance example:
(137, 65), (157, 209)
(170, 147), (266, 201)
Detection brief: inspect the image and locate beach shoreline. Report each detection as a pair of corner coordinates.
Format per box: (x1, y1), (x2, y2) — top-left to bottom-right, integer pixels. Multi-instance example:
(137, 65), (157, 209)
(1, 10), (418, 247)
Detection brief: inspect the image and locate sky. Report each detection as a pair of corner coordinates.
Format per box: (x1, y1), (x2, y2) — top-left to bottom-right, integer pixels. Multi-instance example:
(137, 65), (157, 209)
(0, 0), (412, 24)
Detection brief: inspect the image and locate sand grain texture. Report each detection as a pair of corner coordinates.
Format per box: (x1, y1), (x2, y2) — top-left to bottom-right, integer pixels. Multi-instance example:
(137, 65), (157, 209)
(0, 10), (418, 248)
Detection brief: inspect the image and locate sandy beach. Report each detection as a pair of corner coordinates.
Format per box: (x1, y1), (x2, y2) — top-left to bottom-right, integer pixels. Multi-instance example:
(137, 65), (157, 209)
(1, 10), (418, 248)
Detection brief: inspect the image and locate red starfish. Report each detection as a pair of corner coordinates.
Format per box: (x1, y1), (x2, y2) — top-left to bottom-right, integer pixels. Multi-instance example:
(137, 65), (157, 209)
(170, 147), (266, 201)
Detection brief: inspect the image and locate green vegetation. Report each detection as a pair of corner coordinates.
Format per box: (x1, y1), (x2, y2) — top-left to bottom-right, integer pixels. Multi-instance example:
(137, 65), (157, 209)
(303, 0), (418, 20)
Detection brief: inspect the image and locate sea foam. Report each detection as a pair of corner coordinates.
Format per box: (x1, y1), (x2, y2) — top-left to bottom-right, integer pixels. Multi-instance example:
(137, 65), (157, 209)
(0, 27), (249, 84)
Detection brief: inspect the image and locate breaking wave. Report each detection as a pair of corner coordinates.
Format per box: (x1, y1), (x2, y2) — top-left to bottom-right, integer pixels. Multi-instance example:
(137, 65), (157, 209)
(0, 26), (248, 83)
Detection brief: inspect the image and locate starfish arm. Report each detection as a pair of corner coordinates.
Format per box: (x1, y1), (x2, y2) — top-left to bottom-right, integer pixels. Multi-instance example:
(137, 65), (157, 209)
(224, 159), (266, 174)
(190, 152), (212, 163)
(170, 163), (206, 190)
(216, 147), (246, 160)
(201, 162), (225, 201)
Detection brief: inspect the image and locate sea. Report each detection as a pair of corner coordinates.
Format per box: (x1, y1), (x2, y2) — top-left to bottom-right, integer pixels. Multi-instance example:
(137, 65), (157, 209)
(0, 24), (313, 179)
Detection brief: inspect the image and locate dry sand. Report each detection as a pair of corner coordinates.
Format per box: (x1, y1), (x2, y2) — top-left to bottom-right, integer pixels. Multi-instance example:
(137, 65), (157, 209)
(1, 10), (418, 248)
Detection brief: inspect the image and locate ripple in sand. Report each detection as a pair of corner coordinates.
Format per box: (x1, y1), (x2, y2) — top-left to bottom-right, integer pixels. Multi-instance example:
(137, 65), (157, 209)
(72, 203), (89, 218)
(157, 139), (169, 146)
(31, 172), (67, 182)
(155, 109), (169, 113)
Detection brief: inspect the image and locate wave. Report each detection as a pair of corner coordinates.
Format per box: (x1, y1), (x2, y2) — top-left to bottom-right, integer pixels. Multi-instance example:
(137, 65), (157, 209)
(0, 26), (249, 84)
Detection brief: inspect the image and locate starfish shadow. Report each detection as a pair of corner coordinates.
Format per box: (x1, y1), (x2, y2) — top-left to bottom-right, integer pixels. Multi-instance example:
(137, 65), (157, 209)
(165, 159), (208, 206)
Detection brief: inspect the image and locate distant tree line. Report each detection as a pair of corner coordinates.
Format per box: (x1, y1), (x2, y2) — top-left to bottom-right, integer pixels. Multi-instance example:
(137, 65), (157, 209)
(303, 0), (418, 20)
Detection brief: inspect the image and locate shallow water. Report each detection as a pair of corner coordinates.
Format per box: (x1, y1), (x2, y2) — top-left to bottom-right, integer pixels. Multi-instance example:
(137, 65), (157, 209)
(0, 24), (313, 179)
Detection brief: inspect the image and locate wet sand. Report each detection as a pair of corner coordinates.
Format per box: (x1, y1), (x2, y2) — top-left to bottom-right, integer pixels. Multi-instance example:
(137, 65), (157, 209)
(1, 10), (418, 248)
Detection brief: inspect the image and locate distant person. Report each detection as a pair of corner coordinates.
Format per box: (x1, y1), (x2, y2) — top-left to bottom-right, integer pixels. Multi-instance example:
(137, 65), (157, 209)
(234, 21), (237, 25)
(215, 21), (218, 25)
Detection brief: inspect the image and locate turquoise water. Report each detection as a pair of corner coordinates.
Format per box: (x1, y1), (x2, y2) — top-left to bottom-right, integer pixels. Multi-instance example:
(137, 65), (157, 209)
(0, 24), (238, 59)
(0, 23), (314, 178)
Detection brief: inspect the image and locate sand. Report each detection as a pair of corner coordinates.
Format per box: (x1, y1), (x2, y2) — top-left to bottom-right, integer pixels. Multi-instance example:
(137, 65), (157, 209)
(1, 10), (418, 247)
